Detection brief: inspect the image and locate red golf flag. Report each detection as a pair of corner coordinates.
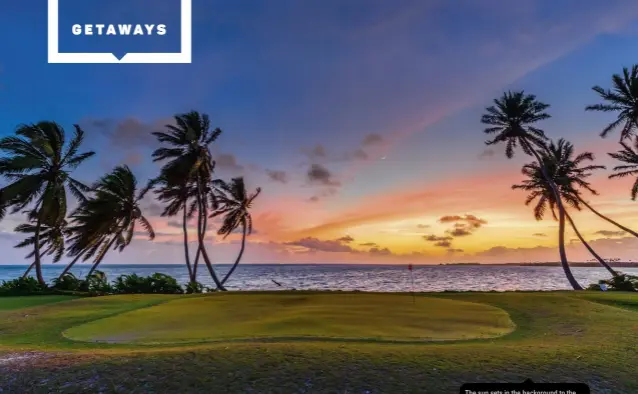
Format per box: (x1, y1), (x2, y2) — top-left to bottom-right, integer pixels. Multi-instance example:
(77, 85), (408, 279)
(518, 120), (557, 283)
(408, 263), (413, 271)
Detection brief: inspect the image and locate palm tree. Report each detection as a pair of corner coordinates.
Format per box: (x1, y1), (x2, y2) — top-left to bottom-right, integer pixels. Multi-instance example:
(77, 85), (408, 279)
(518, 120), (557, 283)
(512, 148), (584, 290)
(481, 91), (570, 280)
(154, 176), (202, 283)
(66, 166), (155, 277)
(519, 139), (620, 277)
(210, 178), (261, 286)
(16, 215), (69, 279)
(586, 65), (638, 141)
(151, 111), (226, 290)
(0, 122), (94, 285)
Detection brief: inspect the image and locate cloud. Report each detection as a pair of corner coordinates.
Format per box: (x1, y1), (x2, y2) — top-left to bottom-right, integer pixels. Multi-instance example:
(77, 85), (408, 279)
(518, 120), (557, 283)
(360, 242), (378, 247)
(308, 187), (338, 202)
(416, 224), (430, 229)
(434, 240), (452, 248)
(336, 235), (354, 243)
(215, 153), (244, 172)
(307, 164), (340, 186)
(533, 233), (547, 237)
(439, 214), (488, 229)
(447, 227), (472, 237)
(594, 230), (626, 237)
(423, 235), (453, 242)
(167, 220), (182, 229)
(447, 248), (464, 253)
(478, 149), (495, 159)
(82, 117), (170, 149)
(266, 169), (288, 184)
(124, 152), (143, 166)
(362, 133), (384, 146)
(285, 237), (356, 253)
(369, 247), (392, 256)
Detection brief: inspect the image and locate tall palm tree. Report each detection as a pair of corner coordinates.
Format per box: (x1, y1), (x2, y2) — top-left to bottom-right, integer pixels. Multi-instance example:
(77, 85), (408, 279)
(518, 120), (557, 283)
(0, 122), (94, 285)
(586, 65), (638, 141)
(512, 148), (584, 290)
(519, 139), (620, 277)
(66, 166), (155, 277)
(210, 178), (261, 286)
(151, 111), (226, 290)
(481, 91), (570, 278)
(16, 216), (69, 279)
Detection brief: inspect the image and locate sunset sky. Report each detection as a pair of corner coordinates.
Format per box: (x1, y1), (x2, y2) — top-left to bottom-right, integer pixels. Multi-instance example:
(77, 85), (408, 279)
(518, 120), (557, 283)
(2, 0), (638, 265)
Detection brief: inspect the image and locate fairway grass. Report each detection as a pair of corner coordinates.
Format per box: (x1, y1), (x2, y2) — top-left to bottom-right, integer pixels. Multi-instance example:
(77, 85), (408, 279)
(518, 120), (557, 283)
(1, 291), (637, 393)
(64, 293), (514, 344)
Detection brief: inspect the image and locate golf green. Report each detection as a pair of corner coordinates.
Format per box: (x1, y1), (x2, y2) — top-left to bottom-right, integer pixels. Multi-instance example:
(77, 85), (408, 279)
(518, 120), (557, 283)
(63, 293), (515, 344)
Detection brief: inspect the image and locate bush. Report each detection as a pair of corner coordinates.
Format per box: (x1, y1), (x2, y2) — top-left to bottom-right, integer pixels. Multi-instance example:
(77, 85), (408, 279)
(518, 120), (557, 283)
(113, 273), (183, 294)
(85, 271), (113, 293)
(52, 273), (84, 291)
(587, 273), (638, 292)
(0, 277), (48, 296)
(185, 281), (205, 294)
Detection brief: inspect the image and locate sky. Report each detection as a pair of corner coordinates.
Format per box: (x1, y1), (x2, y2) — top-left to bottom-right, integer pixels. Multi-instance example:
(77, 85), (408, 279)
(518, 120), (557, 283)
(2, 0), (638, 266)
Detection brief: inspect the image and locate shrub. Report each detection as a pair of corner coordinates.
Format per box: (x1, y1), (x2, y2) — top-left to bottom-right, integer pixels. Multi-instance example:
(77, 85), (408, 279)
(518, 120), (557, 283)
(52, 273), (84, 291)
(0, 277), (48, 296)
(185, 281), (205, 294)
(587, 273), (638, 292)
(85, 270), (113, 293)
(113, 273), (183, 294)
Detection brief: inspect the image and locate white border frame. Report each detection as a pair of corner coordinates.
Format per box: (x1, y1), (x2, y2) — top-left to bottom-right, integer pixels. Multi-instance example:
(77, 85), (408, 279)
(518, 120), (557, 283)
(48, 0), (192, 63)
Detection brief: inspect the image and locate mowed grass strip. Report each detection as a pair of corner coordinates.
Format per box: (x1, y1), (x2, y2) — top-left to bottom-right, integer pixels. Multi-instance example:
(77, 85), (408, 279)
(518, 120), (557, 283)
(63, 293), (515, 344)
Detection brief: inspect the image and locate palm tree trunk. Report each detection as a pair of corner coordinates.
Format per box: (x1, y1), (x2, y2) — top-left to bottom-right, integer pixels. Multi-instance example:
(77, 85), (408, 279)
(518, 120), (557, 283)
(558, 208), (583, 290)
(86, 235), (118, 278)
(58, 253), (84, 280)
(182, 205), (194, 282)
(195, 177), (225, 291)
(565, 211), (618, 276)
(33, 214), (46, 286)
(578, 198), (638, 239)
(22, 262), (35, 279)
(191, 203), (206, 281)
(221, 222), (247, 285)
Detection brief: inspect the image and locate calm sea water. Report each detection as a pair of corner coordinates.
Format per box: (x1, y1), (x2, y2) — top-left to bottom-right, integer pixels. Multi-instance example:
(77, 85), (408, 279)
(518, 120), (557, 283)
(1, 264), (635, 292)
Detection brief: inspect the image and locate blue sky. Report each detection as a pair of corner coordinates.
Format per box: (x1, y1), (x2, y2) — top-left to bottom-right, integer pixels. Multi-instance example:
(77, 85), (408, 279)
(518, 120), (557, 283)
(2, 0), (638, 267)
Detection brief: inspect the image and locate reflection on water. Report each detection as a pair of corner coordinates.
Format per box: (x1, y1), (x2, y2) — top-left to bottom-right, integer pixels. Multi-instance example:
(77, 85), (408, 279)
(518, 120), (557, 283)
(1, 264), (634, 292)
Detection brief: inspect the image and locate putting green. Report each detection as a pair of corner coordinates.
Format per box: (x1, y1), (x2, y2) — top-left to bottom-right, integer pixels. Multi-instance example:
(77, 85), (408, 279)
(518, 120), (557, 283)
(64, 293), (515, 344)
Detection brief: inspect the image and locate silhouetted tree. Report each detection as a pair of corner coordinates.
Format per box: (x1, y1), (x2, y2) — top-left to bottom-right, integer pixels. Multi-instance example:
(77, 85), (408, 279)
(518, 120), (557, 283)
(151, 111), (226, 290)
(586, 65), (638, 141)
(67, 166), (155, 277)
(211, 177), (261, 286)
(0, 122), (94, 285)
(481, 91), (571, 281)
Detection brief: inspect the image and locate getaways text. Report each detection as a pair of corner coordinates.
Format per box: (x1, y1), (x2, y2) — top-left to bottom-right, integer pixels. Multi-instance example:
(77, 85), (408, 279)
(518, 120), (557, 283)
(71, 24), (167, 36)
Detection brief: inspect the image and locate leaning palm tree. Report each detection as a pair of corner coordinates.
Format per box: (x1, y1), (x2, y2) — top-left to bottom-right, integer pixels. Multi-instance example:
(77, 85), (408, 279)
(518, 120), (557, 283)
(512, 149), (584, 290)
(151, 111), (225, 290)
(481, 91), (570, 278)
(66, 166), (155, 277)
(535, 139), (619, 276)
(586, 65), (638, 141)
(210, 177), (261, 286)
(0, 122), (94, 285)
(15, 216), (69, 279)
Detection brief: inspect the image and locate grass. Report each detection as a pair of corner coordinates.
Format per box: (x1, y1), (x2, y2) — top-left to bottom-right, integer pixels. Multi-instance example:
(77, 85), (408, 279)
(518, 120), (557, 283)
(0, 291), (637, 393)
(0, 295), (79, 311)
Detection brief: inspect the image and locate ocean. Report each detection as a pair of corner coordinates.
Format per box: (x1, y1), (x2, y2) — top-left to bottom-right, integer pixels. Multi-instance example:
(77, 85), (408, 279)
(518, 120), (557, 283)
(1, 264), (634, 292)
